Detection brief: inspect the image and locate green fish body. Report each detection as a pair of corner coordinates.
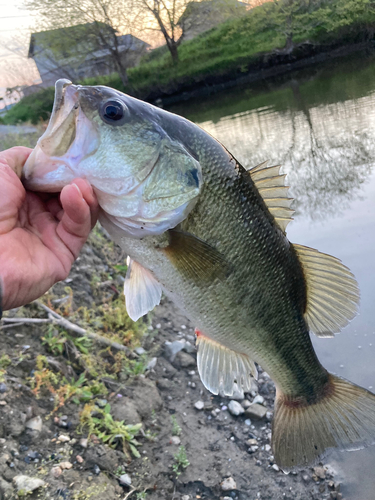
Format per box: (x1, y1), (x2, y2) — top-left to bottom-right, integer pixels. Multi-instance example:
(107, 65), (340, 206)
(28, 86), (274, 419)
(24, 80), (375, 470)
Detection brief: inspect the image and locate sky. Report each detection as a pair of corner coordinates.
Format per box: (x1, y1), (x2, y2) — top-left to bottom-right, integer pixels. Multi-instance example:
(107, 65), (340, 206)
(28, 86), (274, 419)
(0, 0), (41, 106)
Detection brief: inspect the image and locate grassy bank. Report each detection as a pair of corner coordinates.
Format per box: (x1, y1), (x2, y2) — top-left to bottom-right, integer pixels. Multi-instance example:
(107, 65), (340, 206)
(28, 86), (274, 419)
(3, 0), (375, 124)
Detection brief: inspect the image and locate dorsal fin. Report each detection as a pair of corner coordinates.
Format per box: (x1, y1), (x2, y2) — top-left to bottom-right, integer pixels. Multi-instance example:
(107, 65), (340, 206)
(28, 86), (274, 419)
(248, 161), (294, 234)
(196, 330), (257, 398)
(293, 244), (360, 337)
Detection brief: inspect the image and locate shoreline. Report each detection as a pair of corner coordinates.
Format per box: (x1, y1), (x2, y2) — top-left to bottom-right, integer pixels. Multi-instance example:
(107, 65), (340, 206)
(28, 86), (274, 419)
(145, 41), (374, 107)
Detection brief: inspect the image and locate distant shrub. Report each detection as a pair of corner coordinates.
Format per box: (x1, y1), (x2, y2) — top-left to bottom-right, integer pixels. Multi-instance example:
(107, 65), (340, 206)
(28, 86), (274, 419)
(3, 87), (55, 125)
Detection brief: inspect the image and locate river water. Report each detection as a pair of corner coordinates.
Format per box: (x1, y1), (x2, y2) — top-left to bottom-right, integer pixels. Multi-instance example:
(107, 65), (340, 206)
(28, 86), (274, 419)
(169, 50), (375, 499)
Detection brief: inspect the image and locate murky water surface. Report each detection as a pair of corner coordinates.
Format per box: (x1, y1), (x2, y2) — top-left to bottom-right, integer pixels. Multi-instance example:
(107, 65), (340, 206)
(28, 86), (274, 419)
(170, 51), (375, 499)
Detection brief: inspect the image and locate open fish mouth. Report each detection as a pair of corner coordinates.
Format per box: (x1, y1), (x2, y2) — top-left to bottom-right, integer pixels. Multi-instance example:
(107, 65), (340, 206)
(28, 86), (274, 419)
(23, 79), (98, 192)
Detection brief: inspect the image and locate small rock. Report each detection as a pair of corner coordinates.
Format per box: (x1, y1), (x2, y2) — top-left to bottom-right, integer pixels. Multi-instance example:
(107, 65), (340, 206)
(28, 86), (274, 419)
(51, 466), (62, 478)
(249, 445), (258, 453)
(173, 351), (195, 369)
(194, 401), (205, 410)
(146, 357), (157, 370)
(272, 464), (280, 471)
(76, 455), (84, 464)
(181, 496), (190, 500)
(230, 383), (245, 400)
(93, 464), (101, 475)
(221, 476), (237, 491)
(247, 438), (258, 446)
(60, 461), (73, 470)
(241, 400), (251, 409)
(111, 398), (141, 425)
(25, 416), (42, 432)
(164, 340), (186, 362)
(119, 473), (132, 487)
(95, 399), (107, 409)
(313, 466), (326, 480)
(252, 395), (265, 405)
(13, 475), (45, 494)
(79, 438), (88, 448)
(244, 403), (267, 420)
(244, 419), (252, 426)
(0, 383), (7, 393)
(330, 493), (343, 500)
(58, 434), (70, 443)
(170, 436), (181, 445)
(302, 474), (310, 483)
(228, 400), (245, 416)
(134, 347), (146, 355)
(265, 444), (271, 452)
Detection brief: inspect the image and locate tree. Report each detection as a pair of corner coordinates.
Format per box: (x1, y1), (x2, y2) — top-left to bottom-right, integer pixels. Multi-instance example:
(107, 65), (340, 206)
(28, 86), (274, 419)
(138, 0), (188, 64)
(23, 0), (147, 86)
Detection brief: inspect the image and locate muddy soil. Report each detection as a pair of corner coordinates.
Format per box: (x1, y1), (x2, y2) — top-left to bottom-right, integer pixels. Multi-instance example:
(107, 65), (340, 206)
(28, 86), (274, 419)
(0, 229), (343, 500)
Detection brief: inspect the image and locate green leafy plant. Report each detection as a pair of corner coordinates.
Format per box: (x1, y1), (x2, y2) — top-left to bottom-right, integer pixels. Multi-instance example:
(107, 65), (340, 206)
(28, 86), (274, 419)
(172, 446), (190, 476)
(171, 415), (182, 437)
(79, 403), (142, 458)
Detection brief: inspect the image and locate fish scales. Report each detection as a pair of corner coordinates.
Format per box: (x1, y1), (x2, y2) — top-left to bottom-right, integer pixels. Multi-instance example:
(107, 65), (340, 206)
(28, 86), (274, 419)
(23, 79), (375, 470)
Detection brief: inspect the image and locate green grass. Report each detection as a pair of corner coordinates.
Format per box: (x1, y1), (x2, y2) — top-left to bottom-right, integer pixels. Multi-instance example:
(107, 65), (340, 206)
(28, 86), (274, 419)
(3, 0), (375, 124)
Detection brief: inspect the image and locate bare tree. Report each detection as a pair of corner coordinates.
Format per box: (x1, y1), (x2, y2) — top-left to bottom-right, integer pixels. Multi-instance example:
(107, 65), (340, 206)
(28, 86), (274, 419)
(138, 0), (188, 63)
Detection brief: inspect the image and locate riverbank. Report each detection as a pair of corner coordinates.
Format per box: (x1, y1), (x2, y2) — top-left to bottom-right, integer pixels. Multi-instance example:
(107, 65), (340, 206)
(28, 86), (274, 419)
(2, 0), (375, 124)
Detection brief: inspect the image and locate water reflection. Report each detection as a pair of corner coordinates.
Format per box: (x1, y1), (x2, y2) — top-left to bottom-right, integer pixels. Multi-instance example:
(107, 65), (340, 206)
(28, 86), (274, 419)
(194, 82), (375, 221)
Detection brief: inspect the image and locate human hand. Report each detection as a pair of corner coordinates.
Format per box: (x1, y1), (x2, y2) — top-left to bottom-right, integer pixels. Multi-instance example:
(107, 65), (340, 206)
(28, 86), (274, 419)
(0, 146), (99, 311)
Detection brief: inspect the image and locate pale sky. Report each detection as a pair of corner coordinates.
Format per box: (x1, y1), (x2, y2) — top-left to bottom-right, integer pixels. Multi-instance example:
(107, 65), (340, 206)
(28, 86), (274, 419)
(0, 0), (40, 105)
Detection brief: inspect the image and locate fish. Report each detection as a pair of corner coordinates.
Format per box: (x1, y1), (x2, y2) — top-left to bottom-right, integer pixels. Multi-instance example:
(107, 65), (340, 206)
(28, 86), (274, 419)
(23, 78), (375, 471)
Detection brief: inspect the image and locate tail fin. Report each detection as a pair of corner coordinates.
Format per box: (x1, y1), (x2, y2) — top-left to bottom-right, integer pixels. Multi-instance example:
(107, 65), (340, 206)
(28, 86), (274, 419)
(272, 374), (375, 471)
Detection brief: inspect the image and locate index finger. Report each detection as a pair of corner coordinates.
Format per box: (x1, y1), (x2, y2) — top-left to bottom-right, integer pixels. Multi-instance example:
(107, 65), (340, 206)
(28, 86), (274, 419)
(0, 147), (33, 178)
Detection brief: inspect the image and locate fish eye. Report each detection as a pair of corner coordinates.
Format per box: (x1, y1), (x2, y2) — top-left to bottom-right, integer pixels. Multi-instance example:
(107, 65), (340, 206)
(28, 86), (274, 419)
(100, 99), (128, 124)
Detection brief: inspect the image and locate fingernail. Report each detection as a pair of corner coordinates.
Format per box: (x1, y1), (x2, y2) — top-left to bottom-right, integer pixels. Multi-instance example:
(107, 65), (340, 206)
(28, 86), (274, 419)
(72, 183), (84, 199)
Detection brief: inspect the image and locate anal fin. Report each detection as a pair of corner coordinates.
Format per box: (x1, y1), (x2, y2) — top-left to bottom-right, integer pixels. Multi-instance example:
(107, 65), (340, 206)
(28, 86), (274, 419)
(196, 329), (257, 398)
(124, 257), (162, 322)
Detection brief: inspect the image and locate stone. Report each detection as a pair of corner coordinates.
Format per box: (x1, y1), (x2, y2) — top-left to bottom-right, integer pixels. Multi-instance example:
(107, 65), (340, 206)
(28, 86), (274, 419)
(146, 357), (157, 370)
(164, 340), (186, 362)
(130, 378), (163, 419)
(57, 434), (70, 442)
(221, 476), (237, 491)
(111, 398), (141, 425)
(0, 478), (13, 499)
(157, 378), (174, 391)
(247, 438), (257, 446)
(272, 464), (280, 471)
(252, 395), (265, 405)
(13, 475), (45, 494)
(95, 399), (108, 409)
(265, 444), (271, 452)
(25, 416), (42, 432)
(194, 401), (205, 410)
(244, 403), (267, 420)
(0, 383), (7, 393)
(93, 464), (101, 475)
(51, 466), (62, 478)
(181, 496), (190, 500)
(60, 461), (73, 470)
(172, 351), (196, 369)
(170, 436), (181, 445)
(229, 383), (245, 400)
(84, 444), (119, 472)
(119, 473), (132, 487)
(241, 400), (251, 409)
(313, 466), (326, 480)
(228, 400), (245, 416)
(76, 455), (84, 463)
(134, 347), (146, 355)
(79, 438), (88, 448)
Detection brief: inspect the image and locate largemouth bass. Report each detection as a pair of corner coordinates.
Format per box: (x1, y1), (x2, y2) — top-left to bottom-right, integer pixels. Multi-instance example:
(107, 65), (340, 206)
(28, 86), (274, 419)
(23, 79), (375, 470)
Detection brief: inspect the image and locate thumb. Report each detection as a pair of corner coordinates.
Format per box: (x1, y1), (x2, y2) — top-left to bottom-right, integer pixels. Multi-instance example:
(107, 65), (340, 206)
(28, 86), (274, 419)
(57, 180), (99, 260)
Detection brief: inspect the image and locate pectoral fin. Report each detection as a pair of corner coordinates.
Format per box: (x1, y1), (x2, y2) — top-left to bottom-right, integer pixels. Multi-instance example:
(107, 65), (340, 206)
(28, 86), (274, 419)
(196, 330), (257, 398)
(163, 230), (231, 283)
(124, 257), (162, 321)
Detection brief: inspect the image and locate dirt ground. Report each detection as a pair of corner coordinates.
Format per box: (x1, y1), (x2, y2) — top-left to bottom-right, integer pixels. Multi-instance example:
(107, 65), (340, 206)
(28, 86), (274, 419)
(0, 223), (345, 500)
